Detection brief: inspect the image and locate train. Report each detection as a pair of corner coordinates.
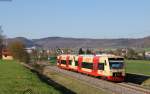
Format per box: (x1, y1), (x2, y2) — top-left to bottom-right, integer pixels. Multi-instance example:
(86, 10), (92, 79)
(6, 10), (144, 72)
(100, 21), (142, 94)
(57, 54), (125, 82)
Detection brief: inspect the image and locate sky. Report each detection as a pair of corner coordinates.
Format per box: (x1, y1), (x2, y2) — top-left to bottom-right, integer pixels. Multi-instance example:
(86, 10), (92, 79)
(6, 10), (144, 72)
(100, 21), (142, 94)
(0, 0), (150, 39)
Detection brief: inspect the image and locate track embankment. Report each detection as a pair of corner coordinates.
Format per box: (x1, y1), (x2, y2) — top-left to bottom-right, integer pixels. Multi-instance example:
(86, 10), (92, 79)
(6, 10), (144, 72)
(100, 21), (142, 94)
(22, 63), (150, 94)
(45, 66), (150, 94)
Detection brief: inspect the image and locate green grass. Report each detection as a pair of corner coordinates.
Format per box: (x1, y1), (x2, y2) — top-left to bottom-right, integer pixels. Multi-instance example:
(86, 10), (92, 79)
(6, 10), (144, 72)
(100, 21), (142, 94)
(0, 60), (61, 94)
(125, 60), (150, 88)
(126, 60), (150, 76)
(49, 56), (57, 64)
(144, 48), (150, 51)
(142, 78), (150, 88)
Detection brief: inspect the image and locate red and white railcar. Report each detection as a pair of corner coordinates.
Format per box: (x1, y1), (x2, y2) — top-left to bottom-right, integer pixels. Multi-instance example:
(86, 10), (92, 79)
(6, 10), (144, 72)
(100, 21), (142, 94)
(57, 54), (125, 82)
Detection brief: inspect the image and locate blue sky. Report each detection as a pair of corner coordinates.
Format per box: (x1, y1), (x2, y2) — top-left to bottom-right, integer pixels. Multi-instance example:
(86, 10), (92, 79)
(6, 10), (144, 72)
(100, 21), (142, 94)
(0, 0), (150, 39)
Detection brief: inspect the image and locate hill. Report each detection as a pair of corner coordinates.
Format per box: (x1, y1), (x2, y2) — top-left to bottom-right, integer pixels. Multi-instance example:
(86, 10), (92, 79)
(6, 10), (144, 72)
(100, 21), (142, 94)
(6, 36), (150, 49)
(7, 37), (40, 47)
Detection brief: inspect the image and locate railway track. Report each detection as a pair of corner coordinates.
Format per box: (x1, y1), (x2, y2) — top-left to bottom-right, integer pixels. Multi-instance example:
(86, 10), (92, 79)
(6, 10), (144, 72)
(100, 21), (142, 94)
(118, 83), (150, 94)
(44, 65), (150, 94)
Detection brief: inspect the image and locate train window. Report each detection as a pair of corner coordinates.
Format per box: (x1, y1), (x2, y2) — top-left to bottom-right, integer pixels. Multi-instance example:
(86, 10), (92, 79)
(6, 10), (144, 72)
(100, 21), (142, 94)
(98, 63), (104, 70)
(75, 61), (78, 66)
(82, 62), (93, 69)
(108, 58), (124, 61)
(68, 60), (72, 65)
(61, 60), (66, 64)
(109, 62), (123, 69)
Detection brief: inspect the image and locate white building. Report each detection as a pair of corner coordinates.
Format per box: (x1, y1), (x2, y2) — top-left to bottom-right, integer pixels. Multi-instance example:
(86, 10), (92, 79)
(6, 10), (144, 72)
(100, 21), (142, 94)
(145, 51), (150, 59)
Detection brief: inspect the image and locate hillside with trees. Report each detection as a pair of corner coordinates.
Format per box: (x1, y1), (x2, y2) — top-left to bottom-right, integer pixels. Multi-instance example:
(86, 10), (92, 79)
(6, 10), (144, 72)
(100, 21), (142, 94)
(5, 36), (150, 49)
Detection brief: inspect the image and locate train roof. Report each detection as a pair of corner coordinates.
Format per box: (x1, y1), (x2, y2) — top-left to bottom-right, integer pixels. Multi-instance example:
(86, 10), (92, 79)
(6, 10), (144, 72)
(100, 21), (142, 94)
(79, 54), (123, 58)
(58, 54), (123, 58)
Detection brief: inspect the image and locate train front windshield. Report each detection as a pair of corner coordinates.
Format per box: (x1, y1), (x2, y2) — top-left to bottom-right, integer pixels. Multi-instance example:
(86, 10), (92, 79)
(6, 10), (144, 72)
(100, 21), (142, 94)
(109, 62), (123, 69)
(108, 58), (124, 69)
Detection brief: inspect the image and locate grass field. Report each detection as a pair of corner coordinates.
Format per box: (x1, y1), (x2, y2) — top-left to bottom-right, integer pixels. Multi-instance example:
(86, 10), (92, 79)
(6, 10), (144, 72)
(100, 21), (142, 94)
(49, 56), (57, 64)
(0, 60), (61, 94)
(125, 60), (150, 87)
(126, 60), (150, 76)
(144, 48), (150, 51)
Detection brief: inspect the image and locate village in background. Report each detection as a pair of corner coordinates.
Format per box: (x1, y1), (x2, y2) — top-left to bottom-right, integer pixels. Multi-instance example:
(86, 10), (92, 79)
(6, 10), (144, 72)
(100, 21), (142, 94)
(2, 41), (150, 63)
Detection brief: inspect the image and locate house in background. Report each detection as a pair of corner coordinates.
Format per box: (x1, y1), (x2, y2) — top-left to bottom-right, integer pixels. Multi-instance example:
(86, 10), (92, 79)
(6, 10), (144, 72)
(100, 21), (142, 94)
(145, 51), (150, 60)
(25, 46), (36, 54)
(2, 49), (13, 60)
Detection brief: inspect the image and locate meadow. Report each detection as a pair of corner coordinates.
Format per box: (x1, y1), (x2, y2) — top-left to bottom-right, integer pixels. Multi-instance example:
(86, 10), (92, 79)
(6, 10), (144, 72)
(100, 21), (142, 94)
(0, 60), (61, 94)
(144, 48), (150, 51)
(126, 60), (150, 76)
(125, 60), (150, 87)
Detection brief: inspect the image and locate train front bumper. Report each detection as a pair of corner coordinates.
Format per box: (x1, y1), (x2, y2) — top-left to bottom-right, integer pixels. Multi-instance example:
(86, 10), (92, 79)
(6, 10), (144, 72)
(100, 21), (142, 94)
(107, 76), (125, 82)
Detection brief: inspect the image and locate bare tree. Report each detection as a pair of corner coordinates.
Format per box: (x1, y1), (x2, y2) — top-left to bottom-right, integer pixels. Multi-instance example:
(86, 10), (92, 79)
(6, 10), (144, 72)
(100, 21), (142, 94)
(0, 26), (4, 59)
(8, 41), (30, 63)
(86, 48), (92, 54)
(79, 48), (85, 54)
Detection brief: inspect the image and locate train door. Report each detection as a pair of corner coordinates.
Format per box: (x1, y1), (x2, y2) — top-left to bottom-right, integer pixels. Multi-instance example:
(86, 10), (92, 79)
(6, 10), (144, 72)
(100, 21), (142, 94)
(78, 56), (83, 71)
(71, 56), (75, 66)
(93, 56), (99, 75)
(58, 56), (61, 67)
(66, 55), (69, 68)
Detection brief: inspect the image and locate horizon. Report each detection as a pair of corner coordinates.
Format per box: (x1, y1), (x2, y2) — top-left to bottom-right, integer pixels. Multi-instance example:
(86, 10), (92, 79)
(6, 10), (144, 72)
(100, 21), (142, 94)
(0, 0), (150, 39)
(8, 35), (150, 40)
